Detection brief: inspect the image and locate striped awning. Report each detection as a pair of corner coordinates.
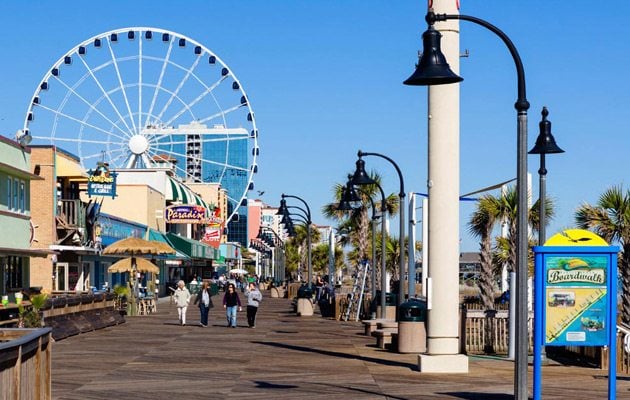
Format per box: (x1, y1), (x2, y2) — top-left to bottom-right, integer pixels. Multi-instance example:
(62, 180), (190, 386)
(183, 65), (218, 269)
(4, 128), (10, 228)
(165, 176), (210, 209)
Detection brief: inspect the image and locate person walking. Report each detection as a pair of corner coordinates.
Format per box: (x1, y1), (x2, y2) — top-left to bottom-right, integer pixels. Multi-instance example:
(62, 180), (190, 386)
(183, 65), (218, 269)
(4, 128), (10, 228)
(222, 283), (241, 328)
(193, 281), (213, 327)
(173, 280), (191, 326)
(244, 282), (262, 328)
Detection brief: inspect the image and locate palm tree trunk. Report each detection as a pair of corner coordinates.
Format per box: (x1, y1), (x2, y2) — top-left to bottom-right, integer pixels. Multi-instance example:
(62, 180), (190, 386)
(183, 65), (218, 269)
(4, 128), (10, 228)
(478, 231), (496, 310)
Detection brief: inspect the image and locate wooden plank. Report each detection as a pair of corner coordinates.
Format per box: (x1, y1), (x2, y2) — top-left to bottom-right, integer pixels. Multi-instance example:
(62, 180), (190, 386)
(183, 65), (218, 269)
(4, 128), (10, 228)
(44, 296), (630, 399)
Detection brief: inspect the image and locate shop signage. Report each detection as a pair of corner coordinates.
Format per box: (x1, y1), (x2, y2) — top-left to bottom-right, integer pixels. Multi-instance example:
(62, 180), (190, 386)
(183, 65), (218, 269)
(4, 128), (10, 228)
(201, 207), (223, 248)
(87, 162), (118, 199)
(165, 205), (207, 224)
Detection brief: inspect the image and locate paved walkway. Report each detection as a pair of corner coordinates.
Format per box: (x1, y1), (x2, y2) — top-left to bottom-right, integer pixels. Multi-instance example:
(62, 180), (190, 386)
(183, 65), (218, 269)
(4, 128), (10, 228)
(51, 296), (630, 399)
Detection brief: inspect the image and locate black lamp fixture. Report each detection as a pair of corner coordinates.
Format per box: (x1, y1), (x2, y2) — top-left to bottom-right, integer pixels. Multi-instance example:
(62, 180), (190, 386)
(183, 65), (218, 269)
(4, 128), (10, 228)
(276, 198), (289, 217)
(529, 107), (564, 155)
(403, 26), (463, 86)
(351, 157), (375, 186)
(338, 179), (362, 211)
(337, 187), (353, 211)
(529, 106), (563, 247)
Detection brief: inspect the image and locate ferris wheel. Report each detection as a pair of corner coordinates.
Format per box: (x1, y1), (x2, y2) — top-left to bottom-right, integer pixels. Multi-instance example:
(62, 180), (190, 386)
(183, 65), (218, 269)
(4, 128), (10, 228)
(22, 27), (259, 223)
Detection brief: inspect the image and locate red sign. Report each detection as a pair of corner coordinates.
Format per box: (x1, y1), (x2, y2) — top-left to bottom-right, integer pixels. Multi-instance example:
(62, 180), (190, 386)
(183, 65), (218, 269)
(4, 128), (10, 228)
(201, 207), (223, 248)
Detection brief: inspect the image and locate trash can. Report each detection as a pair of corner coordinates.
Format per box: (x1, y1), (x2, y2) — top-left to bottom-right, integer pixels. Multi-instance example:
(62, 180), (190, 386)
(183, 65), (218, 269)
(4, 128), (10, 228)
(373, 290), (398, 320)
(296, 285), (314, 316)
(297, 285), (314, 299)
(397, 298), (427, 353)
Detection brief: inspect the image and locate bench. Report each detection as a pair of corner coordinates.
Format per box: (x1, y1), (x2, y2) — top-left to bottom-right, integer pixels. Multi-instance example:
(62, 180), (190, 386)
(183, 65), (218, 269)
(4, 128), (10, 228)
(362, 318), (393, 336)
(372, 329), (396, 349)
(371, 321), (398, 349)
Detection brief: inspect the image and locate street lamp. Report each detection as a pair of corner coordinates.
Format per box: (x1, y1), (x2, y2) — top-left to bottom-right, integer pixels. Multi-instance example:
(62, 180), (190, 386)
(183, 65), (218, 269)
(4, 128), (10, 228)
(258, 226), (286, 282)
(529, 107), (564, 246)
(404, 10), (530, 398)
(350, 160), (389, 318)
(338, 179), (381, 318)
(355, 150), (406, 306)
(279, 194), (312, 289)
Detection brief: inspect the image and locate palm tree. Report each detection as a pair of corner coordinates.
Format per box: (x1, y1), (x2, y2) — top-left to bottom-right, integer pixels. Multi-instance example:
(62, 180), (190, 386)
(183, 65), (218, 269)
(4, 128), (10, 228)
(311, 243), (345, 275)
(575, 185), (630, 323)
(284, 224), (321, 282)
(469, 187), (556, 311)
(322, 172), (398, 285)
(489, 185), (555, 275)
(469, 195), (502, 310)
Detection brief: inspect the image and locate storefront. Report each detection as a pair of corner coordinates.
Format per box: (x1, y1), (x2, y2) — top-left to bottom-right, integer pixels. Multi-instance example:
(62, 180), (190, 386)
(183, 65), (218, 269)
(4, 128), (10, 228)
(165, 232), (217, 284)
(147, 228), (189, 296)
(95, 213), (147, 290)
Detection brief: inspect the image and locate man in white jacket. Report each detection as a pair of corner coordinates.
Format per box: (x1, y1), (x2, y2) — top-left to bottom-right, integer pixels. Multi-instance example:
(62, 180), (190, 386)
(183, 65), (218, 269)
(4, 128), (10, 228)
(173, 280), (191, 325)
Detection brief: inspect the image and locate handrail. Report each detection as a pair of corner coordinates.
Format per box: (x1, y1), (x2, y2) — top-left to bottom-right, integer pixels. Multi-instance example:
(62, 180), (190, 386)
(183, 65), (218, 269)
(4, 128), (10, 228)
(0, 327), (52, 351)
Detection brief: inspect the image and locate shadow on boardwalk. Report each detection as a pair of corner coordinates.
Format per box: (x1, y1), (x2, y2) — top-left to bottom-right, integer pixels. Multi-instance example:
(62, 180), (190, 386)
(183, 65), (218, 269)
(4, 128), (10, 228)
(50, 296), (630, 399)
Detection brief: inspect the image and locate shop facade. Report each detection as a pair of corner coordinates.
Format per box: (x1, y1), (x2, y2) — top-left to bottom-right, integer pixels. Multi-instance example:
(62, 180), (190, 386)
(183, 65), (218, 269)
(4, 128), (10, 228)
(0, 136), (49, 300)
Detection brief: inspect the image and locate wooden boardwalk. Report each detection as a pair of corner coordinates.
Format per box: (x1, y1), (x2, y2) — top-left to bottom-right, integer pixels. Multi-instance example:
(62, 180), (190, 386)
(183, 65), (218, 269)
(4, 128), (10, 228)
(50, 296), (630, 399)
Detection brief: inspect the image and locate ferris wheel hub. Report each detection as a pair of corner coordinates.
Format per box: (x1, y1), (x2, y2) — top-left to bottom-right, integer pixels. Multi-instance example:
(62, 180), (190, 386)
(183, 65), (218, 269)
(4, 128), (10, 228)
(129, 134), (149, 155)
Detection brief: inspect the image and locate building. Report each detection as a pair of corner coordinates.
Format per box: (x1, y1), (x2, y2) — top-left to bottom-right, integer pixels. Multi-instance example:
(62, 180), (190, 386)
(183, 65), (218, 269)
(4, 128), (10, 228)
(0, 136), (49, 300)
(247, 199), (287, 279)
(151, 122), (253, 248)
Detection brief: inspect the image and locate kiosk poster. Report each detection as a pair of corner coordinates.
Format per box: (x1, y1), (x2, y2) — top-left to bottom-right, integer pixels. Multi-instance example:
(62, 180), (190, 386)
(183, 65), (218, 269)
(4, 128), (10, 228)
(544, 255), (608, 346)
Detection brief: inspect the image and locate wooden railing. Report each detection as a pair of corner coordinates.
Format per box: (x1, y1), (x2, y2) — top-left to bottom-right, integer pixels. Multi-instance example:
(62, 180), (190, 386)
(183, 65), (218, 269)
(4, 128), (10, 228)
(57, 199), (85, 228)
(0, 328), (52, 400)
(461, 308), (533, 354)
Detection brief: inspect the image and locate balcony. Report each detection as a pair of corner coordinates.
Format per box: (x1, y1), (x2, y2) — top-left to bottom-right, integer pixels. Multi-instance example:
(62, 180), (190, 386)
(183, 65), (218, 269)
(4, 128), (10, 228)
(55, 199), (87, 245)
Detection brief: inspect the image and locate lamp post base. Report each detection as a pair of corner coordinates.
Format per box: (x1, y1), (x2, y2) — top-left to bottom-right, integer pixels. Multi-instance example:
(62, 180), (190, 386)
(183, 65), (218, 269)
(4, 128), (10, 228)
(418, 354), (469, 373)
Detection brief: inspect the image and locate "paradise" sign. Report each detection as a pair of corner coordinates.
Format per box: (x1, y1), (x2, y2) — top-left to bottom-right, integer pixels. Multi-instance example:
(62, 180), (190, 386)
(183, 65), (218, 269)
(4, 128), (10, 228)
(165, 205), (207, 224)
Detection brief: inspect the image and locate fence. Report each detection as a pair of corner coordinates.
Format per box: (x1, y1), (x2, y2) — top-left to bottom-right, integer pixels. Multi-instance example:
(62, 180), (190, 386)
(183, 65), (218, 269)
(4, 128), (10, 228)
(0, 328), (52, 400)
(461, 307), (533, 354)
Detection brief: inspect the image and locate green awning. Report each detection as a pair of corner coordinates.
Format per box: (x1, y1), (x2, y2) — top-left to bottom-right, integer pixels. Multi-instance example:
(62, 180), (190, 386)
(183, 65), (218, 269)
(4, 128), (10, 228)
(166, 176), (210, 209)
(147, 229), (189, 260)
(166, 232), (217, 260)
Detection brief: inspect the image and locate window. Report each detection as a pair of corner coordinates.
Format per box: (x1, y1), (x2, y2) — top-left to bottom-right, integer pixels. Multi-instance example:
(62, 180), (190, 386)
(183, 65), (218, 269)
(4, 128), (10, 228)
(6, 177), (11, 209)
(13, 179), (18, 211)
(19, 181), (25, 212)
(7, 256), (24, 290)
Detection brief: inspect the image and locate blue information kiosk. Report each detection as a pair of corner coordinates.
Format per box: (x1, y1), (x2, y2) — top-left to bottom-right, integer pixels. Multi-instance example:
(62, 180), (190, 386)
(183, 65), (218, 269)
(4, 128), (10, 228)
(533, 229), (620, 400)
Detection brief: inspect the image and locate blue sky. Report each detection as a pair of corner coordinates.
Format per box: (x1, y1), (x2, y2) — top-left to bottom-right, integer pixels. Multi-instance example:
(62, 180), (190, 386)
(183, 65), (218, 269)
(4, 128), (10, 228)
(0, 1), (627, 251)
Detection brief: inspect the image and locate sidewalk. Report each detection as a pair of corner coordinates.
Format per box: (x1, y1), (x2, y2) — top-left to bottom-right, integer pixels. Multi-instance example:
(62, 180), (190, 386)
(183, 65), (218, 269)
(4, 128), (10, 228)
(51, 296), (630, 399)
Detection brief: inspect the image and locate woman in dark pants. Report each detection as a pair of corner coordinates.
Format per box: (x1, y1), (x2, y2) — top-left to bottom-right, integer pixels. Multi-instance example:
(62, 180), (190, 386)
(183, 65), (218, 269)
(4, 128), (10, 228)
(194, 281), (213, 327)
(222, 283), (242, 327)
(244, 282), (262, 328)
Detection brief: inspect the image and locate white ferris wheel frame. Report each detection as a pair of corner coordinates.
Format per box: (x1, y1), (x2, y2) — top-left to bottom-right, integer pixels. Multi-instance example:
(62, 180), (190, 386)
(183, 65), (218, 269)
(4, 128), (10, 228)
(22, 26), (259, 224)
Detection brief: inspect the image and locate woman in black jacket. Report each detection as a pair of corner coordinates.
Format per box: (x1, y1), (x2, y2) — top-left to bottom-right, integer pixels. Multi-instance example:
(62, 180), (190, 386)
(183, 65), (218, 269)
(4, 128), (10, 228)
(222, 283), (242, 328)
(193, 281), (213, 327)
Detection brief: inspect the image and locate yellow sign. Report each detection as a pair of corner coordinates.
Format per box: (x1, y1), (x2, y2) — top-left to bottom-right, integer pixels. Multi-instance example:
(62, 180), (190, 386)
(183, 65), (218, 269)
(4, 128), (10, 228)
(545, 229), (608, 246)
